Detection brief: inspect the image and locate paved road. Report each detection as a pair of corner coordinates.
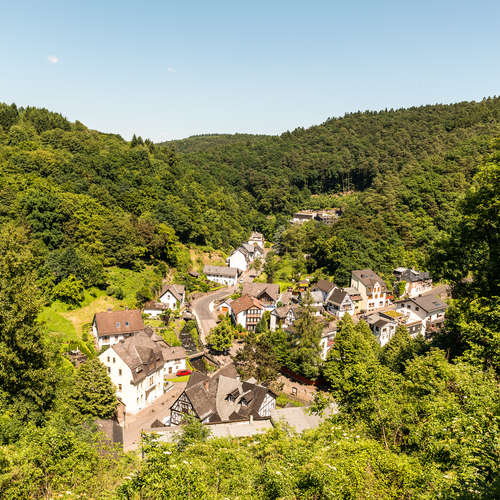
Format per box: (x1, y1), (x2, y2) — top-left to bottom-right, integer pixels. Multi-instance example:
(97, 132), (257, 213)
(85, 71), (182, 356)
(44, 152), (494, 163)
(191, 286), (235, 343)
(122, 381), (187, 451)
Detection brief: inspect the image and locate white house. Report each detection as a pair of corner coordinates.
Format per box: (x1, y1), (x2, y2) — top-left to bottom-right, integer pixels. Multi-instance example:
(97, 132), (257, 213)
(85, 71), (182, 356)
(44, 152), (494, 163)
(170, 363), (276, 425)
(320, 321), (338, 360)
(143, 301), (168, 318)
(364, 311), (402, 346)
(326, 288), (355, 319)
(92, 309), (145, 351)
(230, 294), (265, 331)
(99, 331), (186, 415)
(350, 269), (388, 312)
(270, 305), (297, 331)
(309, 280), (337, 302)
(393, 268), (432, 298)
(158, 284), (186, 310)
(248, 232), (265, 249)
(395, 294), (447, 337)
(204, 265), (239, 286)
(227, 247), (249, 272)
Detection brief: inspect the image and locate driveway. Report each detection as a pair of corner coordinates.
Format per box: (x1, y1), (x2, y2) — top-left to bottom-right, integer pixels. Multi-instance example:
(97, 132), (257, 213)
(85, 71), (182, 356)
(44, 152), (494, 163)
(191, 286), (235, 343)
(122, 381), (187, 451)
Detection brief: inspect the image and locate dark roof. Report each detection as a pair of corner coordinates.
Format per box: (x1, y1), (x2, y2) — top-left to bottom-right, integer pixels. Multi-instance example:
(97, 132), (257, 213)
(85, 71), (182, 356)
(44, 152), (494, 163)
(242, 283), (280, 302)
(272, 305), (296, 319)
(327, 288), (350, 306)
(94, 309), (144, 337)
(204, 265), (238, 278)
(177, 363), (274, 423)
(159, 284), (185, 302)
(406, 295), (447, 313)
(112, 332), (164, 384)
(311, 279), (337, 294)
(394, 268), (431, 282)
(231, 294), (265, 316)
(143, 301), (168, 311)
(352, 269), (387, 290)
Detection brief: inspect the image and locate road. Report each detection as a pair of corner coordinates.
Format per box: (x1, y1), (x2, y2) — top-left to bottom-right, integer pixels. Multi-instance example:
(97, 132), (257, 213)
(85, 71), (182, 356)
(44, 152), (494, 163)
(122, 381), (187, 451)
(191, 285), (235, 343)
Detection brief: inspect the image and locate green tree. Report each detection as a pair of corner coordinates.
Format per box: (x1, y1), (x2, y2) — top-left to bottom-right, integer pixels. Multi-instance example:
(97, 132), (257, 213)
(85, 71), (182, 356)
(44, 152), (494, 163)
(206, 316), (234, 353)
(381, 325), (424, 373)
(0, 225), (58, 423)
(52, 274), (85, 304)
(287, 298), (322, 379)
(67, 359), (118, 419)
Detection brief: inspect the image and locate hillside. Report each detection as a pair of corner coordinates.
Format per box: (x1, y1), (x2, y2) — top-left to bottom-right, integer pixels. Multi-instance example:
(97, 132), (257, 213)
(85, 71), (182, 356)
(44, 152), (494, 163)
(1, 99), (500, 294)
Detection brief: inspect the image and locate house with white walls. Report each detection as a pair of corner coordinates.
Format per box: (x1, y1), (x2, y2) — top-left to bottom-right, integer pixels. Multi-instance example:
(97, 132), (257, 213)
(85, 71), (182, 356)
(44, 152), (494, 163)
(326, 288), (355, 319)
(227, 247), (250, 272)
(320, 321), (338, 360)
(99, 331), (186, 414)
(204, 265), (239, 286)
(158, 284), (186, 310)
(248, 232), (265, 249)
(395, 294), (447, 337)
(270, 304), (297, 331)
(393, 268), (433, 297)
(92, 309), (145, 351)
(230, 294), (265, 331)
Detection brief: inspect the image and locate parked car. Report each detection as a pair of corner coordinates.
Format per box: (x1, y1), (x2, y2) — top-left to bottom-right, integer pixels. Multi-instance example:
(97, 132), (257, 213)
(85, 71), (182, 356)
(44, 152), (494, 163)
(176, 369), (192, 377)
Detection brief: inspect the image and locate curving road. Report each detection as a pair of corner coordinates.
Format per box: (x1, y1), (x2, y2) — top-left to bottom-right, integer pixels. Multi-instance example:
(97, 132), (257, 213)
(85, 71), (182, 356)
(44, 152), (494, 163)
(191, 285), (235, 344)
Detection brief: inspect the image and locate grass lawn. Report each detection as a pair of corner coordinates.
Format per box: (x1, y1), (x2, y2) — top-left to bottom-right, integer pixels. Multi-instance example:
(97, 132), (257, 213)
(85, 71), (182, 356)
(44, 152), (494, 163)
(144, 318), (164, 328)
(165, 375), (191, 383)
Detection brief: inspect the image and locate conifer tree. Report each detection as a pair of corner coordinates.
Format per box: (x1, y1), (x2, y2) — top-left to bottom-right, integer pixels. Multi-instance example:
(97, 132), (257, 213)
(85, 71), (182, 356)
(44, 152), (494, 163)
(68, 358), (118, 419)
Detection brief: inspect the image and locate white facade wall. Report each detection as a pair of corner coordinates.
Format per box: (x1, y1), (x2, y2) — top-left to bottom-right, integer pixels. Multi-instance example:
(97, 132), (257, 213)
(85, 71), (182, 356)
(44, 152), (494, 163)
(159, 290), (181, 310)
(93, 321), (133, 351)
(144, 308), (163, 318)
(207, 273), (237, 286)
(164, 357), (187, 377)
(227, 251), (248, 272)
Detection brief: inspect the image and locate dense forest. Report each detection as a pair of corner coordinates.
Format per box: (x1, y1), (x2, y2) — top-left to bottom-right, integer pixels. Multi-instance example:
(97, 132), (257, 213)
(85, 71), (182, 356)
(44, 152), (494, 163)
(1, 98), (500, 294)
(0, 99), (499, 498)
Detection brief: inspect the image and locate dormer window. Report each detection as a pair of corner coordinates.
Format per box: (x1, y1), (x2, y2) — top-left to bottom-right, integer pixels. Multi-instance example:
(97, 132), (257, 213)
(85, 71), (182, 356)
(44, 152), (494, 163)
(125, 321), (129, 326)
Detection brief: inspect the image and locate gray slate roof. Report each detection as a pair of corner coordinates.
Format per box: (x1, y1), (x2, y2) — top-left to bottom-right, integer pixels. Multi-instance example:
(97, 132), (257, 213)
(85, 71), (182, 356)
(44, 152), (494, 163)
(204, 265), (239, 278)
(352, 269), (387, 290)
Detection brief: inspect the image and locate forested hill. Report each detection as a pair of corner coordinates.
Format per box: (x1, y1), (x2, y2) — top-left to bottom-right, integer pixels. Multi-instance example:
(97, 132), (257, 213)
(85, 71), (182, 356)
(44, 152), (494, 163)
(1, 98), (500, 291)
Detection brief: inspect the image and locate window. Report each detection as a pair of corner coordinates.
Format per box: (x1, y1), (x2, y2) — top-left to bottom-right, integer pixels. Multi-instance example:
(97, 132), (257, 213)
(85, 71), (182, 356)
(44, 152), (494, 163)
(116, 322), (120, 328)
(125, 321), (129, 326)
(119, 369), (122, 376)
(107, 367), (110, 374)
(113, 357), (116, 363)
(118, 384), (122, 391)
(291, 387), (298, 396)
(107, 356), (110, 362)
(169, 367), (172, 374)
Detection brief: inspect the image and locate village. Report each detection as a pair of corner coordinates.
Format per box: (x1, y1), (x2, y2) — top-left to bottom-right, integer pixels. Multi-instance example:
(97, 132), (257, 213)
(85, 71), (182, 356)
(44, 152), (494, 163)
(82, 231), (448, 450)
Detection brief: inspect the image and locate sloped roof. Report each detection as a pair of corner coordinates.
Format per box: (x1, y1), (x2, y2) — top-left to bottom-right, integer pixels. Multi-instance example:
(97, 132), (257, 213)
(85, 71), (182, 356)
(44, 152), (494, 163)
(394, 268), (431, 282)
(311, 279), (337, 294)
(407, 295), (447, 313)
(242, 283), (280, 302)
(94, 309), (144, 337)
(177, 363), (274, 423)
(231, 294), (265, 316)
(249, 232), (264, 241)
(272, 304), (296, 319)
(204, 265), (239, 278)
(327, 288), (350, 306)
(112, 332), (164, 384)
(352, 269), (387, 290)
(159, 284), (185, 302)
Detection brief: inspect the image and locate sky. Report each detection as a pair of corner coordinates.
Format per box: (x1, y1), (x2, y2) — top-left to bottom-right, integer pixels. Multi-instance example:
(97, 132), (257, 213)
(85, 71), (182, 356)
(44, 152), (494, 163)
(1, 0), (499, 141)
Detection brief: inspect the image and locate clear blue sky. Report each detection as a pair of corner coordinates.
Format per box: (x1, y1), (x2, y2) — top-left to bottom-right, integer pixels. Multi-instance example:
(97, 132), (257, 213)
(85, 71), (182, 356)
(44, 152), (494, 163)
(1, 1), (499, 141)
